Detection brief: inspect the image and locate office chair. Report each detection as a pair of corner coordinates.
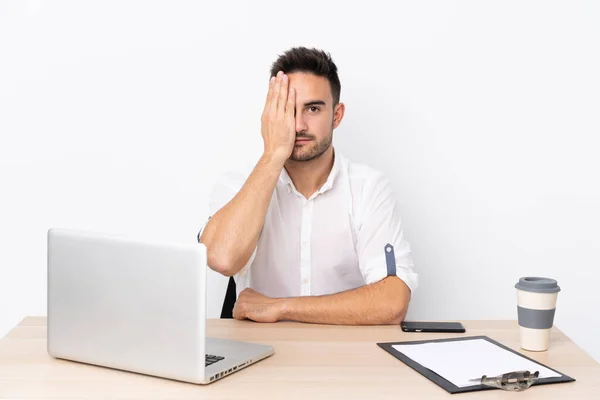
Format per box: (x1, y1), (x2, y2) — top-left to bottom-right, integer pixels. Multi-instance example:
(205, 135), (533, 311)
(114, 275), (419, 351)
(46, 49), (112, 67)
(197, 229), (237, 318)
(220, 276), (237, 318)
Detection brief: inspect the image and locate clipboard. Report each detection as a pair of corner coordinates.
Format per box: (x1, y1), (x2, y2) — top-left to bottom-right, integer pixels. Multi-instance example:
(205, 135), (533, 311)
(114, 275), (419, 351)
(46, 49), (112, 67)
(377, 335), (575, 394)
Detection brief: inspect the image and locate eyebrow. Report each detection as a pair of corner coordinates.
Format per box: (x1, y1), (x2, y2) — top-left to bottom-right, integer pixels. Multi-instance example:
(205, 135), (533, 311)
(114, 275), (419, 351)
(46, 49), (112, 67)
(303, 100), (327, 107)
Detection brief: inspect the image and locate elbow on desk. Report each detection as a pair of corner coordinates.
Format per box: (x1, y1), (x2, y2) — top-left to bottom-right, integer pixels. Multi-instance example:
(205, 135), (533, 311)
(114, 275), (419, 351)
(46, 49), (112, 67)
(378, 276), (410, 325)
(386, 305), (408, 325)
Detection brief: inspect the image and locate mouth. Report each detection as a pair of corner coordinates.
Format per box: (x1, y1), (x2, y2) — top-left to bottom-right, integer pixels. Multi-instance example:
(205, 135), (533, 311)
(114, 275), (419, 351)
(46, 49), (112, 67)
(295, 138), (313, 143)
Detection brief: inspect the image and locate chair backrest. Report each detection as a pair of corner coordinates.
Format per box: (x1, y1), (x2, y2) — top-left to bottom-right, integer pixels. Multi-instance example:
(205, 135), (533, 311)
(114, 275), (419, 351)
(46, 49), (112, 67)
(220, 276), (237, 318)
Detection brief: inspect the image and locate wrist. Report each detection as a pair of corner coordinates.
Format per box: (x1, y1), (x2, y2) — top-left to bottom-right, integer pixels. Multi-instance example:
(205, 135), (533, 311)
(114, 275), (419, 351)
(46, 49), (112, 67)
(261, 150), (289, 167)
(277, 297), (293, 321)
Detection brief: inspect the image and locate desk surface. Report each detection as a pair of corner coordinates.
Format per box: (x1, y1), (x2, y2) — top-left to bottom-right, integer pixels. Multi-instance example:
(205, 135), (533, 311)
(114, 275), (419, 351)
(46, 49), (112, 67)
(1, 318), (599, 399)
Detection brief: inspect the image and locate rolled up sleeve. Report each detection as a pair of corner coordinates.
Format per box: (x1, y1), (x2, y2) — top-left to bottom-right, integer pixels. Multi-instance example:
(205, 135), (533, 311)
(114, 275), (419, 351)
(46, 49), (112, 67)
(356, 173), (418, 293)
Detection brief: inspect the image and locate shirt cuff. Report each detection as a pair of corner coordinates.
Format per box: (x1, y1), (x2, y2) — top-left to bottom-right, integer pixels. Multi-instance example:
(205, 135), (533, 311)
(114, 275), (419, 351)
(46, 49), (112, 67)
(361, 255), (418, 293)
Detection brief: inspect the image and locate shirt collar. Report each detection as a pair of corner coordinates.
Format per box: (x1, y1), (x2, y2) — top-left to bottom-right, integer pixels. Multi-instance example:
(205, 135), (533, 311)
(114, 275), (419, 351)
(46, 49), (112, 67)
(279, 148), (342, 196)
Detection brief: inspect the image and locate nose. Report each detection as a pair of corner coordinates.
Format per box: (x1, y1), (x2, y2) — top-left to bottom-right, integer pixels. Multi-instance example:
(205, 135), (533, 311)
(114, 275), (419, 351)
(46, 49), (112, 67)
(295, 110), (308, 133)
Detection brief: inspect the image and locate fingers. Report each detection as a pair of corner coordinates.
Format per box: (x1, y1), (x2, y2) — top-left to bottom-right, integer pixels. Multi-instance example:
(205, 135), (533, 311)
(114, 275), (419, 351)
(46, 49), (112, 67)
(233, 301), (245, 320)
(233, 310), (243, 320)
(234, 300), (256, 321)
(233, 289), (252, 320)
(286, 87), (295, 119)
(262, 76), (275, 118)
(269, 71), (283, 115)
(263, 71), (292, 122)
(277, 73), (289, 115)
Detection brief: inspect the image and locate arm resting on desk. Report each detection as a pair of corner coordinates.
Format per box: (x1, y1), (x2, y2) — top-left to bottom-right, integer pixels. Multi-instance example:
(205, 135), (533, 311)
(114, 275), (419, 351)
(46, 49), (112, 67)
(233, 276), (410, 325)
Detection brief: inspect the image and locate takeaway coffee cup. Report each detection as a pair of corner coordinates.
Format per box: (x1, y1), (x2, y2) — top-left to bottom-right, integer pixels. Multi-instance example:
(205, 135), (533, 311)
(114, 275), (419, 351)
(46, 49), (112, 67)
(515, 277), (561, 351)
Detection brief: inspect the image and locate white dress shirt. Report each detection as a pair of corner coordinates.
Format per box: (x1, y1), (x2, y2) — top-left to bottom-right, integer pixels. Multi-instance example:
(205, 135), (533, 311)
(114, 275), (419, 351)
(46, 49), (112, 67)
(200, 149), (418, 298)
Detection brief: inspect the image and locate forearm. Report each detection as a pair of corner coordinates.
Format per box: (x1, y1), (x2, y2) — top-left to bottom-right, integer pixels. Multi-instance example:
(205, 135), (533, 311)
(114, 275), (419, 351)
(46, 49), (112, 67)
(200, 153), (284, 276)
(280, 276), (411, 325)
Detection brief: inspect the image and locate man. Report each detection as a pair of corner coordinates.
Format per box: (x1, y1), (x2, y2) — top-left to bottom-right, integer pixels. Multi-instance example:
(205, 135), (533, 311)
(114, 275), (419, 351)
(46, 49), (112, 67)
(199, 47), (417, 325)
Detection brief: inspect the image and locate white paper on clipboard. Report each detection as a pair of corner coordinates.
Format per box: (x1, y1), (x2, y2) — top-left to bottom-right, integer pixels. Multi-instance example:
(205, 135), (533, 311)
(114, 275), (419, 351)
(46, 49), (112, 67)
(392, 338), (561, 388)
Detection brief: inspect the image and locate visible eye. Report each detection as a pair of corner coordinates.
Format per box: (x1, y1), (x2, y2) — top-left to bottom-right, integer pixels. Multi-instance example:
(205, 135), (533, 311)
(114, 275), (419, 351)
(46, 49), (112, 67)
(307, 106), (321, 113)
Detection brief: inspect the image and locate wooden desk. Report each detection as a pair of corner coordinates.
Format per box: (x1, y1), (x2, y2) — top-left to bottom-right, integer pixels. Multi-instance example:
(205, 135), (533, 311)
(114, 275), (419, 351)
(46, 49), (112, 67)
(1, 318), (598, 399)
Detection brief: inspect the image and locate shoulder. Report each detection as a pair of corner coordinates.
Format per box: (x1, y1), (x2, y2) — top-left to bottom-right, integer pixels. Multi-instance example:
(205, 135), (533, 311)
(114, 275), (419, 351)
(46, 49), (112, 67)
(344, 156), (392, 197)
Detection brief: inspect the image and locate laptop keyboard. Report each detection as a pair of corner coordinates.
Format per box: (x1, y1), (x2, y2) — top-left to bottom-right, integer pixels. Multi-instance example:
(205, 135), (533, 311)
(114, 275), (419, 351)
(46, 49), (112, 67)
(205, 354), (224, 367)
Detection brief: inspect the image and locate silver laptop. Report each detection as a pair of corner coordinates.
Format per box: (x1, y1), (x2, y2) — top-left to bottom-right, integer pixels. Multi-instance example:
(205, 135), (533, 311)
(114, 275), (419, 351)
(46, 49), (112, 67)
(47, 228), (273, 384)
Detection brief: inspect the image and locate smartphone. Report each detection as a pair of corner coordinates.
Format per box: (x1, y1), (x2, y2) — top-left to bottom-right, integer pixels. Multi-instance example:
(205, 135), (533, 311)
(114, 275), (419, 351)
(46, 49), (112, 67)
(400, 321), (466, 333)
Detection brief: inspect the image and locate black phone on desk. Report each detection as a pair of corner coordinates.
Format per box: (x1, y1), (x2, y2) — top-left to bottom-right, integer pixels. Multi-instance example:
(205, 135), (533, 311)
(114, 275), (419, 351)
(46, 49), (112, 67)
(401, 321), (466, 333)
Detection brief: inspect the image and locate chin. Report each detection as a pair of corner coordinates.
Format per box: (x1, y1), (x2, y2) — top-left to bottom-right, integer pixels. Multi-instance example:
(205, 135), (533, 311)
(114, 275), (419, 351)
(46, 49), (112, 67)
(290, 149), (321, 162)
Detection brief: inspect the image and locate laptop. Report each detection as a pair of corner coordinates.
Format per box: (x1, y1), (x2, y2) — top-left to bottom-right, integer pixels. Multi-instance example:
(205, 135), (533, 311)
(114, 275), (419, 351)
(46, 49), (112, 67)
(47, 228), (274, 384)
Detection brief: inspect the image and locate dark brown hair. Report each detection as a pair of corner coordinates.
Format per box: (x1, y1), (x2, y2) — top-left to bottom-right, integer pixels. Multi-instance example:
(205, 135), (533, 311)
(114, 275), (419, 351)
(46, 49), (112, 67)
(270, 47), (341, 105)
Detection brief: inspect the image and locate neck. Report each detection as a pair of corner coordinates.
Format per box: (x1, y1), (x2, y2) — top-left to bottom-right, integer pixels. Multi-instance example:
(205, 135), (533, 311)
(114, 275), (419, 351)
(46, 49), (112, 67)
(284, 147), (335, 199)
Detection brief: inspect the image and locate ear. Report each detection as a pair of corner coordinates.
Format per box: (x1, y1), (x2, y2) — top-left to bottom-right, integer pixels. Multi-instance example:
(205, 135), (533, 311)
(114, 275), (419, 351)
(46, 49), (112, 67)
(332, 102), (345, 129)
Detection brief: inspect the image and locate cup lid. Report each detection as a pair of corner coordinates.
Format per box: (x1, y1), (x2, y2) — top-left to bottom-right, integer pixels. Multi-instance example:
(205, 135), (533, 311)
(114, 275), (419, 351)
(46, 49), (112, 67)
(515, 277), (561, 293)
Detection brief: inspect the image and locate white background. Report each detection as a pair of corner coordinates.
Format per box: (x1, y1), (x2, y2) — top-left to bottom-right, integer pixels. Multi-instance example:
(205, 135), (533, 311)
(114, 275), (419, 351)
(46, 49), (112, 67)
(1, 1), (599, 362)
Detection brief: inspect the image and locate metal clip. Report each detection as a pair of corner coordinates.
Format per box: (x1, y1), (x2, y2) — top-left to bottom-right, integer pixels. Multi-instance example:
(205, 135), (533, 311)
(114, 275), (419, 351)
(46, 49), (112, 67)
(469, 370), (539, 391)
